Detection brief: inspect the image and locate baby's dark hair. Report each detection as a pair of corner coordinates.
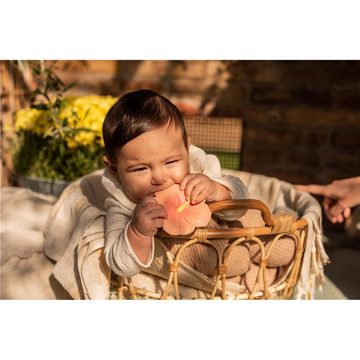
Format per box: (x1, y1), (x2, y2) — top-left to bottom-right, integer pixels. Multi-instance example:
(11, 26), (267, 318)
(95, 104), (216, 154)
(102, 89), (188, 164)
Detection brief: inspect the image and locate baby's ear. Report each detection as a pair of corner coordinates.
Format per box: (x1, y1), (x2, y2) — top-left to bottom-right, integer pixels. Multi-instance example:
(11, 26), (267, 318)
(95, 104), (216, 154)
(103, 155), (118, 176)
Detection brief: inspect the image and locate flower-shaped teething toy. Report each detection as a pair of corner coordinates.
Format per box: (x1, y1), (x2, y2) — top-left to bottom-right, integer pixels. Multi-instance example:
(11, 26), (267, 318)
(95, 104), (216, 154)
(155, 184), (212, 235)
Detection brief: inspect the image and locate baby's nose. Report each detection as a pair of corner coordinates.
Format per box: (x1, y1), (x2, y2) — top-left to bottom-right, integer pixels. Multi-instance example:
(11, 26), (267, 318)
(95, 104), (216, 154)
(151, 170), (166, 185)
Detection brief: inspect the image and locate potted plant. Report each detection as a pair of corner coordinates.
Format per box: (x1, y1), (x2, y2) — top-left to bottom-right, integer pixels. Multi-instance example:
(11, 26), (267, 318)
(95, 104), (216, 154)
(11, 61), (117, 196)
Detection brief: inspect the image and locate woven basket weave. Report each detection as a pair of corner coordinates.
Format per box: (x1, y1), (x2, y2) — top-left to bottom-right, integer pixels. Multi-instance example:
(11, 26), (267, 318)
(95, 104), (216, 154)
(112, 199), (307, 300)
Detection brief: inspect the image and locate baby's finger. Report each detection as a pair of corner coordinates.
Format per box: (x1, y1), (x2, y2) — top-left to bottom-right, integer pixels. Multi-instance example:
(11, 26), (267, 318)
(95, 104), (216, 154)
(184, 176), (203, 200)
(140, 195), (158, 207)
(193, 189), (208, 204)
(152, 218), (165, 229)
(189, 184), (207, 204)
(141, 202), (167, 218)
(146, 206), (168, 220)
(179, 173), (196, 191)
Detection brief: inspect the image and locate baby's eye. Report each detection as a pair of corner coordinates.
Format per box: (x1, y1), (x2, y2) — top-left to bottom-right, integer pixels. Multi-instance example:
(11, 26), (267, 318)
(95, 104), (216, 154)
(132, 167), (147, 172)
(166, 160), (179, 165)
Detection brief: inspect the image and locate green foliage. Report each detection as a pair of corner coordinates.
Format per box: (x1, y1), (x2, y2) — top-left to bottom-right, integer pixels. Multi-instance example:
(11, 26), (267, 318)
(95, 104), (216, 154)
(211, 151), (241, 170)
(11, 61), (114, 181)
(13, 131), (104, 181)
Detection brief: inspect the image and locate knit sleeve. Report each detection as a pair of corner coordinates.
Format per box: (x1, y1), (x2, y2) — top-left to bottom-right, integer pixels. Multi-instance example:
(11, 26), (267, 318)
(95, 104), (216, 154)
(189, 145), (249, 221)
(103, 198), (155, 277)
(211, 174), (249, 221)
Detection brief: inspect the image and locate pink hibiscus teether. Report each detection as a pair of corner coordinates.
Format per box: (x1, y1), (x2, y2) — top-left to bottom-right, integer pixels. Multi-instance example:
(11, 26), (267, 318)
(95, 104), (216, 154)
(155, 184), (212, 235)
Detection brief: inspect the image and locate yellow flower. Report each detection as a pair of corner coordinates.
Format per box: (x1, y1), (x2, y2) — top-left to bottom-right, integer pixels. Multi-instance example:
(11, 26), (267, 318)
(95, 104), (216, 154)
(15, 95), (117, 148)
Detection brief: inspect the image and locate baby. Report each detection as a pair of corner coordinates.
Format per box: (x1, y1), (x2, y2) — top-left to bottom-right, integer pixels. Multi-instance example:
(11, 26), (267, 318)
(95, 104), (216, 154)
(101, 89), (249, 278)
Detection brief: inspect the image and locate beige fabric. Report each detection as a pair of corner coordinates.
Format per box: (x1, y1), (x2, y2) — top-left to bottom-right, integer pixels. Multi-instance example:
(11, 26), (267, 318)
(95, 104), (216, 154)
(43, 172), (108, 261)
(0, 229), (71, 299)
(43, 172), (111, 299)
(163, 218), (251, 277)
(233, 209), (297, 267)
(248, 236), (296, 267)
(223, 169), (329, 299)
(1, 187), (56, 234)
(118, 252), (284, 300)
(1, 168), (328, 300)
(51, 208), (110, 299)
(242, 263), (278, 292)
(164, 238), (251, 278)
(0, 188), (70, 299)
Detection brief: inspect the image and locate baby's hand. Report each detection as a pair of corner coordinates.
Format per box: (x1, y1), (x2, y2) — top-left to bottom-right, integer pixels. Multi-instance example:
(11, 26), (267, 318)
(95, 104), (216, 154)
(179, 173), (218, 205)
(132, 196), (167, 237)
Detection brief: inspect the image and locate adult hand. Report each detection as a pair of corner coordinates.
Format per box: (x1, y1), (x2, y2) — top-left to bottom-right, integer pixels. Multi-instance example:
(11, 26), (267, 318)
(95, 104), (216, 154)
(295, 176), (360, 223)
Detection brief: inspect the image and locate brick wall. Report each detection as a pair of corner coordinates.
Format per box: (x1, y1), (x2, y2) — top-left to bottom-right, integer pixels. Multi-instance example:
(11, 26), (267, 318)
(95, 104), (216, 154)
(2, 60), (360, 185)
(209, 61), (360, 184)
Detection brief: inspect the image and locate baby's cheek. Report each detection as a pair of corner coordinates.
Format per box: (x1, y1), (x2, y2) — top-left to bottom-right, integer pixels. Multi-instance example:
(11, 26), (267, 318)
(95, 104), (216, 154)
(122, 175), (149, 202)
(172, 164), (189, 183)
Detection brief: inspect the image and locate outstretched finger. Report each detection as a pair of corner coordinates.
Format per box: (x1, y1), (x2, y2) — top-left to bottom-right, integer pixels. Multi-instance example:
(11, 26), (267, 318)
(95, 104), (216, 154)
(295, 184), (330, 196)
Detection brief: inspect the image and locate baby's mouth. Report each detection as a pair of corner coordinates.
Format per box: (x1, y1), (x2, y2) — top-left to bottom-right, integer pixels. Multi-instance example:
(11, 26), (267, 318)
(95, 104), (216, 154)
(152, 183), (174, 196)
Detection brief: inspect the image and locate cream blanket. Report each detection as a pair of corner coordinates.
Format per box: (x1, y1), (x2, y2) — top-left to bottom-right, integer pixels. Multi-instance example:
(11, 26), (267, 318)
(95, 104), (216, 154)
(223, 169), (329, 299)
(1, 169), (329, 299)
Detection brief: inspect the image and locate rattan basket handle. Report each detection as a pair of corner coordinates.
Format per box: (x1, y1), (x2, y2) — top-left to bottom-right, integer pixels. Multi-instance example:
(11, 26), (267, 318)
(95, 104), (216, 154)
(208, 199), (275, 227)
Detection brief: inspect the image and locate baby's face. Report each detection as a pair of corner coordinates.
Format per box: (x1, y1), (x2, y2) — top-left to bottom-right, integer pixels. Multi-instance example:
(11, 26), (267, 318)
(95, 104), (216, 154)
(110, 123), (189, 203)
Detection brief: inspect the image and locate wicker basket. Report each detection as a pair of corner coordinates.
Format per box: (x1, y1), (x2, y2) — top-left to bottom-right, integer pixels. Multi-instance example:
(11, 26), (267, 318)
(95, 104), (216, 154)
(112, 198), (308, 300)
